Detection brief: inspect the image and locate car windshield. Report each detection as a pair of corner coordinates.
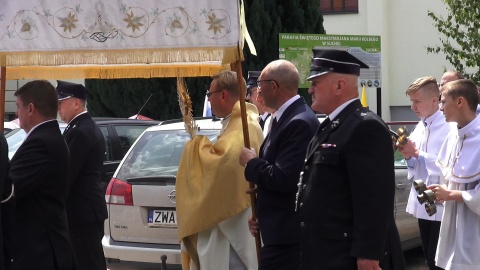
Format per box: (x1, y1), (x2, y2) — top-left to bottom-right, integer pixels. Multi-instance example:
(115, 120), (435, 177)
(117, 129), (219, 180)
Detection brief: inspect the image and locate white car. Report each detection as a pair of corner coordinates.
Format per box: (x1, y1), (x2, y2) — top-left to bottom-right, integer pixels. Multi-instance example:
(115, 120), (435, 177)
(3, 121), (19, 134)
(103, 116), (419, 270)
(4, 122), (67, 159)
(103, 117), (221, 270)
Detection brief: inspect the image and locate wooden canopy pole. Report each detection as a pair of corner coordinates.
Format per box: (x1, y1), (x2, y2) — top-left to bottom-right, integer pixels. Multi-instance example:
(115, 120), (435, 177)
(231, 60), (261, 261)
(1, 66), (6, 133)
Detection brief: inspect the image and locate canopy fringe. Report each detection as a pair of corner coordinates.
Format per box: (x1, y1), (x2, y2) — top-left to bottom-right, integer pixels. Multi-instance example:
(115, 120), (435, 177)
(6, 64), (231, 80)
(0, 47), (241, 67)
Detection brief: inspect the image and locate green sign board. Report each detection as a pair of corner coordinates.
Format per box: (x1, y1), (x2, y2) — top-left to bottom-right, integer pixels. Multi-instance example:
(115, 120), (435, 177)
(279, 33), (382, 88)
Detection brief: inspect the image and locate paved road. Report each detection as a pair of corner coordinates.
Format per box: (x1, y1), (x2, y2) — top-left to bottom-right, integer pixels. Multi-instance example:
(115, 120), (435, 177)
(107, 246), (430, 269)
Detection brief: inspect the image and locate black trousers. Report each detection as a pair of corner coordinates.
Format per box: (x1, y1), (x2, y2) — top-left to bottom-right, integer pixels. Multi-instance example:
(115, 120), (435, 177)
(69, 220), (106, 270)
(259, 243), (300, 270)
(418, 219), (443, 270)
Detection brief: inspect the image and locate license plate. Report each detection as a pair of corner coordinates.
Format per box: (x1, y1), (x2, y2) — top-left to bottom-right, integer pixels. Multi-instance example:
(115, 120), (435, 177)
(148, 210), (177, 227)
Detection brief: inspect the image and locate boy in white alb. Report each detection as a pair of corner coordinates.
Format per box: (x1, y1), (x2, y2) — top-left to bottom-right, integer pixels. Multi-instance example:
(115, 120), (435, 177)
(397, 76), (450, 270)
(430, 79), (480, 269)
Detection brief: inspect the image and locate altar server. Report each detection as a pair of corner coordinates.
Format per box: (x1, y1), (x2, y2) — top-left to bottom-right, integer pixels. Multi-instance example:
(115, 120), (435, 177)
(432, 79), (480, 269)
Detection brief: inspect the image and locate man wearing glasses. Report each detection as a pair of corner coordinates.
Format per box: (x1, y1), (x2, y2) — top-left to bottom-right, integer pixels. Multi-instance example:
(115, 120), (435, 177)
(246, 71), (275, 137)
(239, 60), (319, 269)
(177, 71), (263, 270)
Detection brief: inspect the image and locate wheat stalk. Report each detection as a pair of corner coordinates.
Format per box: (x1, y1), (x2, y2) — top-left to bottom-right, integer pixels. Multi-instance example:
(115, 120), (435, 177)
(177, 77), (197, 139)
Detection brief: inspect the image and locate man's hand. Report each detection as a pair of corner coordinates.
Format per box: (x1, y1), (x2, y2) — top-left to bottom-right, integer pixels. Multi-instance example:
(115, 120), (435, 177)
(239, 146), (257, 167)
(357, 258), (381, 270)
(248, 215), (259, 237)
(428, 184), (463, 202)
(396, 138), (418, 160)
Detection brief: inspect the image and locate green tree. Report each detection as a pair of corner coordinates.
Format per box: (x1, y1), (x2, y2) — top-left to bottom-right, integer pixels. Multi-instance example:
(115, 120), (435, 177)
(86, 77), (210, 120)
(86, 0), (325, 118)
(243, 0), (325, 73)
(427, 0), (480, 82)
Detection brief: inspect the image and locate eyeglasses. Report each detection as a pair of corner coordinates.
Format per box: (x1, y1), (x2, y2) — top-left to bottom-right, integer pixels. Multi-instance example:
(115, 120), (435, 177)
(256, 80), (279, 89)
(206, 89), (223, 98)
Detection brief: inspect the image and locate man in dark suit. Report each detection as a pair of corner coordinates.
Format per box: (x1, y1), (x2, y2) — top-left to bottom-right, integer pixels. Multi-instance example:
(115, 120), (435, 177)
(0, 133), (8, 269)
(296, 49), (404, 270)
(9, 80), (74, 270)
(246, 71), (272, 130)
(1, 132), (14, 270)
(239, 60), (320, 269)
(56, 81), (108, 270)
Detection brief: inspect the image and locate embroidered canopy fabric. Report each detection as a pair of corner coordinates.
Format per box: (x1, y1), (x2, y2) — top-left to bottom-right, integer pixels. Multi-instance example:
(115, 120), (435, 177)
(0, 0), (244, 79)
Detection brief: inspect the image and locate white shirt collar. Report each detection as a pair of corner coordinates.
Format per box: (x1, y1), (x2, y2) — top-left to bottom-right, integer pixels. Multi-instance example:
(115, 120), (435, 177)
(328, 98), (358, 120)
(273, 95), (300, 122)
(437, 115), (480, 183)
(422, 109), (444, 127)
(25, 119), (57, 140)
(68, 110), (88, 124)
(458, 114), (480, 137)
(260, 112), (270, 121)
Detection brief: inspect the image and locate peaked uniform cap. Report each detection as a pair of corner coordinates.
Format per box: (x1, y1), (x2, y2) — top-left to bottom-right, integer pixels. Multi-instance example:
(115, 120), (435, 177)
(246, 71), (261, 90)
(56, 80), (88, 101)
(306, 49), (369, 81)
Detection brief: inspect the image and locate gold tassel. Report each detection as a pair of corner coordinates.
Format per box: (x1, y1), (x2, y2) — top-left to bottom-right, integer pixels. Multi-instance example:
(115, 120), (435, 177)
(177, 77), (197, 139)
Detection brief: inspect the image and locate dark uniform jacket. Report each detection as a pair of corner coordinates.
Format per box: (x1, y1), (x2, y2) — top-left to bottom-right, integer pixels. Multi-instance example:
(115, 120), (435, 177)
(0, 134), (9, 270)
(9, 120), (74, 269)
(245, 97), (319, 248)
(298, 100), (405, 270)
(0, 134), (7, 200)
(63, 112), (107, 225)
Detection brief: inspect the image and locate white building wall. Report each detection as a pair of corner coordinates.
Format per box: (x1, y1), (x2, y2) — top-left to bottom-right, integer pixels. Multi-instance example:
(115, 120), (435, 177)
(4, 79), (85, 120)
(323, 0), (452, 121)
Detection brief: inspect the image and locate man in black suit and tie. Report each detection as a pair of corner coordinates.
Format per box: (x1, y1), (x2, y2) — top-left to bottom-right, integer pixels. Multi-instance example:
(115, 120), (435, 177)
(239, 60), (320, 269)
(296, 49), (404, 270)
(56, 81), (108, 270)
(246, 71), (272, 132)
(10, 80), (74, 270)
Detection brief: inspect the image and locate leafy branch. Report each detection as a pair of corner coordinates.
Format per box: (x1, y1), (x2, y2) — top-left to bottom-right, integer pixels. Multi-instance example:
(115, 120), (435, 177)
(427, 0), (480, 83)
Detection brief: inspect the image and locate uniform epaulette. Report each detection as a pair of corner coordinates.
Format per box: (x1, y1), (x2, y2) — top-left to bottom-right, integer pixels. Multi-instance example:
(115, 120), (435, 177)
(353, 107), (372, 119)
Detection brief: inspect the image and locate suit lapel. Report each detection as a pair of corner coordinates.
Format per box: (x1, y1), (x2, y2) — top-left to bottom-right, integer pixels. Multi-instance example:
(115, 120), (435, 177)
(260, 98), (305, 157)
(306, 100), (362, 160)
(305, 119), (334, 160)
(63, 112), (89, 136)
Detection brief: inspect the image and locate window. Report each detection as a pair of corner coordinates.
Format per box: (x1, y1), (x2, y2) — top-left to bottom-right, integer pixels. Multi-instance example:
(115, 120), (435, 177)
(114, 125), (152, 156)
(117, 129), (219, 179)
(320, 0), (358, 14)
(100, 126), (113, 161)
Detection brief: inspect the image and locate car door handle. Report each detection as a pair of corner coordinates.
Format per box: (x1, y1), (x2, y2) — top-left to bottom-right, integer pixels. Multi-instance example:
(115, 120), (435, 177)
(396, 183), (406, 189)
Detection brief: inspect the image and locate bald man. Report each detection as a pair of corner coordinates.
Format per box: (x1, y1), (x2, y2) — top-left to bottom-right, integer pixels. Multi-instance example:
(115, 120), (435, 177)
(439, 70), (463, 89)
(240, 60), (319, 269)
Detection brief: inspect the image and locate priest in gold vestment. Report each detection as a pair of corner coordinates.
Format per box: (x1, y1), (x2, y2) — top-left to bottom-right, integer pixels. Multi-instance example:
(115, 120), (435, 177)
(176, 71), (264, 270)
